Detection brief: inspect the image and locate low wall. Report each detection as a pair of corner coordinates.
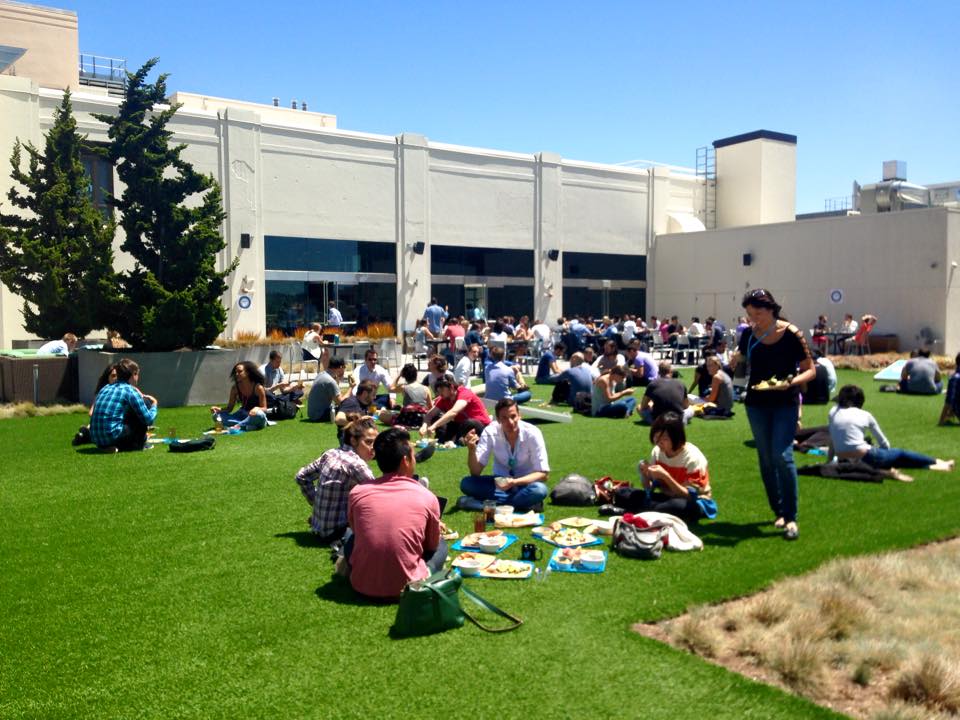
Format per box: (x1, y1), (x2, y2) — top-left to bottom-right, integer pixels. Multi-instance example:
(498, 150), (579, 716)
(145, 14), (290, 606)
(77, 346), (275, 408)
(0, 355), (77, 404)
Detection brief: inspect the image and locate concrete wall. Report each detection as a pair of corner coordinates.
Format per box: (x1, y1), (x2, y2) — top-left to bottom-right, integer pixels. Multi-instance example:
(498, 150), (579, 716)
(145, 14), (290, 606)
(716, 136), (796, 228)
(0, 2), (78, 91)
(653, 207), (959, 353)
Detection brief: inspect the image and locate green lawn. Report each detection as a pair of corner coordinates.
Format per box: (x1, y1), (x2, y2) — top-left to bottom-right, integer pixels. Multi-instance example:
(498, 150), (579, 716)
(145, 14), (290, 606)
(2, 370), (957, 719)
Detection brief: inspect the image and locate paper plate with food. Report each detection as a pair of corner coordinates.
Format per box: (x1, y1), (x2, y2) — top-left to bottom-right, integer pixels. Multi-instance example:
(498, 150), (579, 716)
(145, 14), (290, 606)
(494, 510), (544, 528)
(532, 522), (603, 548)
(478, 559), (534, 580)
(557, 516), (597, 528)
(439, 522), (459, 541)
(751, 375), (793, 391)
(451, 551), (497, 576)
(549, 547), (607, 573)
(452, 530), (517, 554)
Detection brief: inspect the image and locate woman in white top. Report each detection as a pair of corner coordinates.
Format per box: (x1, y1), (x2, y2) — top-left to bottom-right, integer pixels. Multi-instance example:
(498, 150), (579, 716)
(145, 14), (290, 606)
(828, 385), (954, 479)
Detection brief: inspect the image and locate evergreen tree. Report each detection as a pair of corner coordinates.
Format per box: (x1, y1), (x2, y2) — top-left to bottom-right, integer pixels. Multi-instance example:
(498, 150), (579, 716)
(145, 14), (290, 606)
(0, 90), (119, 338)
(93, 58), (235, 351)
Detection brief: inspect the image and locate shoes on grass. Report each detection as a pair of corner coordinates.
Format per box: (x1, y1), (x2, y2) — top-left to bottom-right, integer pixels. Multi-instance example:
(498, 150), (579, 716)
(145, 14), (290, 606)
(784, 523), (799, 541)
(598, 504), (626, 516)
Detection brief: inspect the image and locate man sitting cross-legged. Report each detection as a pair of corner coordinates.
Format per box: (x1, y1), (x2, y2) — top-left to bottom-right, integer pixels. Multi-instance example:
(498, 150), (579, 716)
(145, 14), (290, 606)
(458, 398), (550, 512)
(345, 427), (446, 600)
(420, 377), (491, 445)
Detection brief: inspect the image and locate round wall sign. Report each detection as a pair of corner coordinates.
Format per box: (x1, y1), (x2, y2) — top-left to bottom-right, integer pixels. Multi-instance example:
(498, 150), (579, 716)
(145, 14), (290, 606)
(828, 289), (844, 304)
(238, 294), (252, 310)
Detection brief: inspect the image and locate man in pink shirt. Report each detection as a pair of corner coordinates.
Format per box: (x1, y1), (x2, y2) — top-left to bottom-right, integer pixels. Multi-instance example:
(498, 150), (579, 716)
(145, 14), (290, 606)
(346, 428), (445, 600)
(419, 377), (491, 445)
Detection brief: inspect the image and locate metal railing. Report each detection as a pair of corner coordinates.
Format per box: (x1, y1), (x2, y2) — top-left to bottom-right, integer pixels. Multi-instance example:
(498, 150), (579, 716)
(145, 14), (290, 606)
(78, 54), (127, 89)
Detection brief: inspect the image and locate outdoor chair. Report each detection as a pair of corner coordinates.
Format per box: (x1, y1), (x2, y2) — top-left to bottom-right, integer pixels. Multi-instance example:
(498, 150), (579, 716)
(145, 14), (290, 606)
(379, 338), (402, 371)
(515, 338), (543, 375)
(412, 336), (429, 370)
(294, 341), (319, 382)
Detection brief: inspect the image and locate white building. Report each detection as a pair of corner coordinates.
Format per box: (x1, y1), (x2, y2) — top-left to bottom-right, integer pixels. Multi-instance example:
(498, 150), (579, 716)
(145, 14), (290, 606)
(1, 0), (958, 353)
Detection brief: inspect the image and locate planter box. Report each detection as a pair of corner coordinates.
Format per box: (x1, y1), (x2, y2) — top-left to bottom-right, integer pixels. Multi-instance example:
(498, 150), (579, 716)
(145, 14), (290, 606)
(870, 334), (899, 353)
(0, 355), (77, 404)
(78, 346), (276, 408)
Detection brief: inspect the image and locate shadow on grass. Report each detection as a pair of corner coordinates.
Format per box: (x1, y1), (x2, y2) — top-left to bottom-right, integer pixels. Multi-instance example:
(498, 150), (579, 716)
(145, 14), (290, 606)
(315, 577), (394, 608)
(274, 530), (333, 549)
(742, 439), (757, 449)
(697, 520), (776, 547)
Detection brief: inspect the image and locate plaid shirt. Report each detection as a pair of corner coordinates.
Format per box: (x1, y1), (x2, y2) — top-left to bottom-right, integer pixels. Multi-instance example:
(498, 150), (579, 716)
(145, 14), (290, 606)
(296, 446), (374, 536)
(90, 382), (158, 447)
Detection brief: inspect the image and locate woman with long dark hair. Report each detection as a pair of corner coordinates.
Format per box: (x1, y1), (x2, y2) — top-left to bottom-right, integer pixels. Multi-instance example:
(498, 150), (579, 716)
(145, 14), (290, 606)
(210, 360), (268, 430)
(731, 289), (815, 541)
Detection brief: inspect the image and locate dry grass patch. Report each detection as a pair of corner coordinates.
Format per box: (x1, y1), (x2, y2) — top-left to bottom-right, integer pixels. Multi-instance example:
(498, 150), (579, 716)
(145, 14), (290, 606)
(0, 402), (86, 420)
(634, 538), (960, 720)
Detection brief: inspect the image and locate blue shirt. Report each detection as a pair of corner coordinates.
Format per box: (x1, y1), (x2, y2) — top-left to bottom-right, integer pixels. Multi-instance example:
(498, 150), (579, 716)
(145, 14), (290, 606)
(484, 362), (517, 401)
(423, 304), (448, 335)
(90, 382), (158, 447)
(557, 365), (593, 405)
(536, 351), (556, 382)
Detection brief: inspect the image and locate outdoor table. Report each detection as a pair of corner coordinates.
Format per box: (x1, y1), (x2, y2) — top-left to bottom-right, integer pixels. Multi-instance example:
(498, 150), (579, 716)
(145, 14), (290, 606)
(823, 331), (853, 355)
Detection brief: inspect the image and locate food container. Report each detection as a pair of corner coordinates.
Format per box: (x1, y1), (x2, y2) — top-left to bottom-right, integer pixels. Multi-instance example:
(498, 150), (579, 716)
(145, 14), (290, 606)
(579, 550), (605, 571)
(457, 559), (482, 576)
(478, 536), (502, 554)
(496, 505), (514, 516)
(494, 476), (510, 489)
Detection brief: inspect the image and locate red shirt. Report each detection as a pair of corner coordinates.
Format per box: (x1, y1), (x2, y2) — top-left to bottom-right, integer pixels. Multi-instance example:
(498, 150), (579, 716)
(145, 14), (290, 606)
(436, 386), (491, 426)
(348, 474), (441, 598)
(443, 324), (465, 342)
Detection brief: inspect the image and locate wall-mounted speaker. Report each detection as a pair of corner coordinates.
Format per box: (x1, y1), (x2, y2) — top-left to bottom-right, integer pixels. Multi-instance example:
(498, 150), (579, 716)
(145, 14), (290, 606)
(240, 233), (251, 249)
(547, 249), (560, 261)
(742, 252), (752, 267)
(412, 241), (425, 255)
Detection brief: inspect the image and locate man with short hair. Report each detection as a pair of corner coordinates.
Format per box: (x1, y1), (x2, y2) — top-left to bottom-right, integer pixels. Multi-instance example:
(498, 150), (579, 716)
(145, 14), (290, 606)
(90, 358), (158, 452)
(582, 347), (601, 379)
(454, 343), (479, 386)
(346, 428), (444, 599)
(327, 301), (343, 327)
(356, 348), (393, 408)
(593, 339), (625, 375)
(536, 343), (564, 384)
(37, 333), (78, 356)
(530, 319), (552, 344)
(484, 346), (531, 404)
(420, 378), (491, 444)
(260, 350), (301, 394)
(459, 398), (550, 512)
(302, 322), (324, 359)
(307, 350), (352, 422)
(640, 361), (691, 424)
(900, 349), (942, 395)
(625, 342), (658, 387)
(622, 315), (638, 344)
(551, 352), (594, 405)
(423, 297), (448, 335)
(339, 380), (377, 422)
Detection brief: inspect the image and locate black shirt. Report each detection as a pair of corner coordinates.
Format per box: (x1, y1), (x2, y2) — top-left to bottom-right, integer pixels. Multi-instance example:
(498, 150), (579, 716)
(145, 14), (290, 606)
(644, 378), (687, 420)
(737, 324), (810, 407)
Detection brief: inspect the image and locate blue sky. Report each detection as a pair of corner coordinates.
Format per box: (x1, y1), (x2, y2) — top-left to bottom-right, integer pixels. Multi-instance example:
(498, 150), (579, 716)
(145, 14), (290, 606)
(43, 0), (959, 213)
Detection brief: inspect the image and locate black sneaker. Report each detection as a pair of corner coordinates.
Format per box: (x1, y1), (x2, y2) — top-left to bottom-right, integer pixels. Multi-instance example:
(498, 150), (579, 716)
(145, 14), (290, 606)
(598, 504), (626, 516)
(530, 502), (544, 513)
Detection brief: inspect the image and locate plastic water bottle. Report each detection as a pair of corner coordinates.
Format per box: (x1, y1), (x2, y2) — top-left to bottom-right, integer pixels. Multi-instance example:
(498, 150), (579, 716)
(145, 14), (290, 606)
(215, 413), (223, 432)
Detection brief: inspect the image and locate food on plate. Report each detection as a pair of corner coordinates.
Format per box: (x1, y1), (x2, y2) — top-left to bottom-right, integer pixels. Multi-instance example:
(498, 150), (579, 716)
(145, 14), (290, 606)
(752, 374), (793, 391)
(558, 516), (596, 528)
(480, 559), (532, 578)
(439, 521), (459, 541)
(495, 510), (541, 528)
(535, 526), (597, 546)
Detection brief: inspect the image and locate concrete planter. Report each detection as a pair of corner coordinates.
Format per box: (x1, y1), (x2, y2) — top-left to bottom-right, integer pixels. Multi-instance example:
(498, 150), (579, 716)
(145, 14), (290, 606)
(77, 346), (277, 408)
(0, 355), (77, 404)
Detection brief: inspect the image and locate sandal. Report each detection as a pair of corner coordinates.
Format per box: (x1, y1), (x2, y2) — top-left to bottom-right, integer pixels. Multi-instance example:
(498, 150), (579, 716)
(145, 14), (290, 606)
(773, 517), (786, 529)
(784, 523), (799, 541)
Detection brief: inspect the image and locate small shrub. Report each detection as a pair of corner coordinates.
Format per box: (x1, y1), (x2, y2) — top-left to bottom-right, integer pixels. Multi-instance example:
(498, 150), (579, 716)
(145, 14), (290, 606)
(749, 593), (790, 626)
(853, 659), (874, 686)
(233, 330), (262, 344)
(770, 634), (826, 692)
(819, 589), (868, 640)
(672, 612), (719, 658)
(871, 703), (933, 720)
(889, 655), (960, 713)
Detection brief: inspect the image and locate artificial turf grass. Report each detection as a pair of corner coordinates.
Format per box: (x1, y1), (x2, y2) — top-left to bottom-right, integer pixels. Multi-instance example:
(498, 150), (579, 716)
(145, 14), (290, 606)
(0, 370), (955, 719)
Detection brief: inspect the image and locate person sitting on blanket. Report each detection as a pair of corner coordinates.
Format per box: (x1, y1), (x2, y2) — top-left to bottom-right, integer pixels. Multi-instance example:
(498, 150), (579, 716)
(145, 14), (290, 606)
(828, 384), (954, 479)
(210, 361), (269, 431)
(611, 411), (717, 524)
(295, 416), (378, 544)
(345, 427), (445, 600)
(90, 358), (159, 452)
(458, 398), (549, 512)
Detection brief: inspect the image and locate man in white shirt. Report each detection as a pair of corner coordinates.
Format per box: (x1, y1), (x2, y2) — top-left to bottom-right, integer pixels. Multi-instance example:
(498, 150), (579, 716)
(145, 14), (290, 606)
(688, 317), (706, 338)
(327, 301), (343, 327)
(622, 316), (638, 344)
(37, 333), (78, 356)
(355, 348), (393, 408)
(459, 398), (550, 512)
(530, 319), (552, 344)
(302, 323), (324, 359)
(454, 343), (479, 386)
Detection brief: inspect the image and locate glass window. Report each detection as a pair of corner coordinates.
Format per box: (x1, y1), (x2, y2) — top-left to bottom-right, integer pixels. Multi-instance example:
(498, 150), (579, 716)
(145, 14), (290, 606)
(488, 286), (533, 321)
(266, 279), (397, 336)
(265, 237), (396, 273)
(562, 287), (645, 319)
(430, 284), (464, 318)
(431, 246), (534, 278)
(80, 147), (113, 216)
(562, 251), (645, 281)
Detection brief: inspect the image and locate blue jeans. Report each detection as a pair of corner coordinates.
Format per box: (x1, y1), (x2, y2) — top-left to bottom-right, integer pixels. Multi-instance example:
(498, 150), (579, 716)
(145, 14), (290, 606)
(863, 447), (935, 469)
(343, 530), (448, 573)
(596, 397), (637, 418)
(512, 390), (532, 404)
(746, 404), (800, 523)
(459, 475), (548, 511)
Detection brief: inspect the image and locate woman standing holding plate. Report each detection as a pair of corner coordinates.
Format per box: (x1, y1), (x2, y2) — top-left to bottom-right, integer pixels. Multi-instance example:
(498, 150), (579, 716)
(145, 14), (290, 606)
(731, 289), (815, 541)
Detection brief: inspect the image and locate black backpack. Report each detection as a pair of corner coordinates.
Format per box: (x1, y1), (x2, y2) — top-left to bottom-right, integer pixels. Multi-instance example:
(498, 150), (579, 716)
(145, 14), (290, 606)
(267, 394), (300, 420)
(572, 391), (592, 415)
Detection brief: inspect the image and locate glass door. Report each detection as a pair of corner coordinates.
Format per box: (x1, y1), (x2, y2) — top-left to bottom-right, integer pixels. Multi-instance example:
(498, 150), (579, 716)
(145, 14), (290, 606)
(464, 284), (487, 321)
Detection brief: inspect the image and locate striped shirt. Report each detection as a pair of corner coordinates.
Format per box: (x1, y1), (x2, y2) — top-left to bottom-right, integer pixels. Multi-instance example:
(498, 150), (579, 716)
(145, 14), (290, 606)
(295, 446), (374, 537)
(90, 382), (157, 447)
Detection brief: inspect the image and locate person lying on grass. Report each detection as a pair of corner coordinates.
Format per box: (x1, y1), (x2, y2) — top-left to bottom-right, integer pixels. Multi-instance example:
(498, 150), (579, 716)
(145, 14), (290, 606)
(90, 358), (158, 453)
(295, 417), (377, 544)
(210, 361), (268, 431)
(829, 384), (954, 481)
(612, 411), (716, 524)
